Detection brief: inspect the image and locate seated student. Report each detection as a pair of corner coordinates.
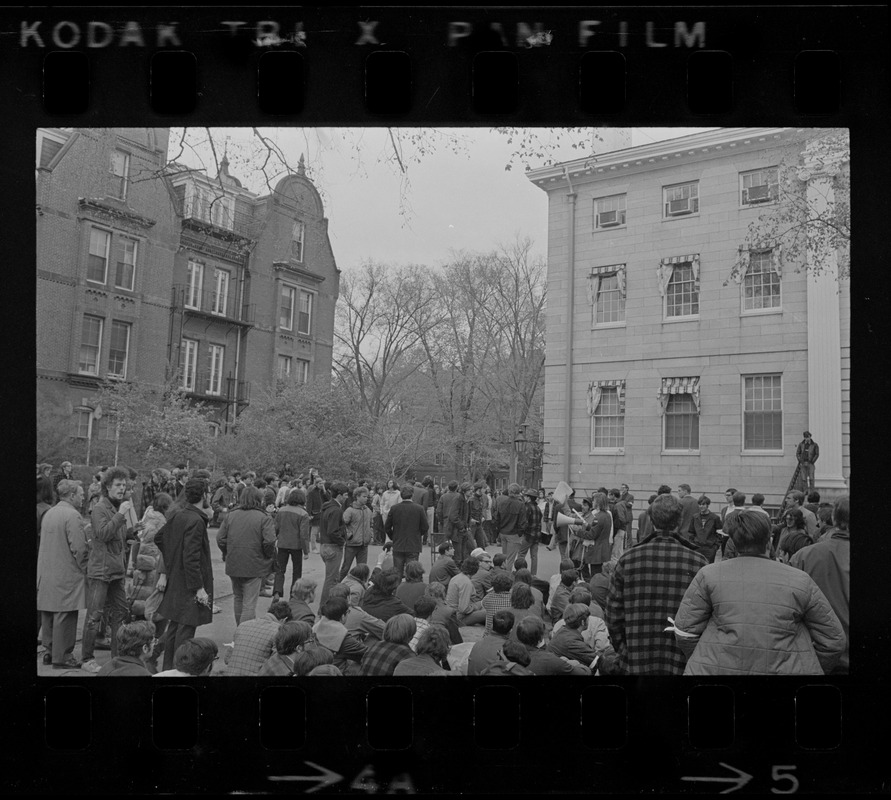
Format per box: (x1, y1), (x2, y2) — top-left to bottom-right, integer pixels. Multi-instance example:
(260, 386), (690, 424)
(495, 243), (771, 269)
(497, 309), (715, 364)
(512, 568), (546, 621)
(507, 583), (540, 641)
(328, 584), (385, 643)
(361, 569), (412, 623)
(428, 541), (459, 588)
(394, 561), (427, 610)
(308, 664), (343, 676)
(480, 638), (534, 676)
(446, 557), (486, 627)
(550, 569), (581, 625)
(425, 582), (462, 646)
(468, 609), (515, 676)
(227, 600), (293, 676)
(393, 626), (451, 676)
(547, 604), (600, 670)
(490, 553), (510, 581)
(360, 614), (416, 676)
(588, 562), (613, 611)
(292, 643), (335, 677)
(288, 578), (318, 626)
(550, 588), (610, 656)
(258, 621), (313, 677)
(409, 595), (437, 652)
(97, 621), (156, 676)
(514, 558), (551, 606)
(482, 573), (514, 634)
(154, 638), (219, 677)
(340, 564), (371, 607)
(515, 616), (592, 676)
(546, 559), (576, 615)
(313, 597), (368, 675)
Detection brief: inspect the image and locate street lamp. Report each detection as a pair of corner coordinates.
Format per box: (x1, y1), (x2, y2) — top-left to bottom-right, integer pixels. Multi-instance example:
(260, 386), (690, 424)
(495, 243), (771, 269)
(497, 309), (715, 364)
(512, 426), (528, 487)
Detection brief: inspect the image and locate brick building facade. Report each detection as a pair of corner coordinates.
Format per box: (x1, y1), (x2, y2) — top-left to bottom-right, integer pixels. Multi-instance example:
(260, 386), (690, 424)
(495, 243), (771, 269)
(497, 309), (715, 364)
(527, 128), (850, 508)
(37, 128), (339, 462)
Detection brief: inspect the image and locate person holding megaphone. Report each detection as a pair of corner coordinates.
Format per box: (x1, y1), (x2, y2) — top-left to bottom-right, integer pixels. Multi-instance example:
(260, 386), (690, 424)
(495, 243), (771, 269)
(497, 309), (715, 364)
(567, 493), (613, 582)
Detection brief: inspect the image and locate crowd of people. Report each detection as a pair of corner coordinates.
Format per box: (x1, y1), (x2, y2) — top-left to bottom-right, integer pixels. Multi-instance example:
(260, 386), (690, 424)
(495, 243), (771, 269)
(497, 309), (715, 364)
(36, 459), (849, 676)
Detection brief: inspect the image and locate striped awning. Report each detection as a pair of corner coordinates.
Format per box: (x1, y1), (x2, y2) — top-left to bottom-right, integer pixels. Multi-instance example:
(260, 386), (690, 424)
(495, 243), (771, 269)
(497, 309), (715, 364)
(657, 254), (700, 296)
(587, 379), (626, 416)
(587, 264), (627, 301)
(734, 245), (782, 282)
(657, 376), (701, 415)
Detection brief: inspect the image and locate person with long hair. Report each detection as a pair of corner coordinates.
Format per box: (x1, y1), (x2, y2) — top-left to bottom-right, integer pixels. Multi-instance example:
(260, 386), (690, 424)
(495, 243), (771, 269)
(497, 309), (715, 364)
(775, 507), (812, 563)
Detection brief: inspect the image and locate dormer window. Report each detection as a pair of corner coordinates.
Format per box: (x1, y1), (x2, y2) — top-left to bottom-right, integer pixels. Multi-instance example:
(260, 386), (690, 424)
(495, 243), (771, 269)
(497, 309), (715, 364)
(291, 220), (305, 261)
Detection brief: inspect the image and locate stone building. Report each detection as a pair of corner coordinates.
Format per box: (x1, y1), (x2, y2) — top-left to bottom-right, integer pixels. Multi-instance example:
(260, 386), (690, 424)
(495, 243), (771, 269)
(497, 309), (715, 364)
(526, 127), (850, 508)
(36, 127), (339, 462)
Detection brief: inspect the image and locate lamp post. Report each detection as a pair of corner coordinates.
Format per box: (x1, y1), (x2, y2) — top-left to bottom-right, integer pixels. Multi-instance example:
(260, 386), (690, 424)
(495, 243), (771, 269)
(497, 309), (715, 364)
(512, 425), (528, 487)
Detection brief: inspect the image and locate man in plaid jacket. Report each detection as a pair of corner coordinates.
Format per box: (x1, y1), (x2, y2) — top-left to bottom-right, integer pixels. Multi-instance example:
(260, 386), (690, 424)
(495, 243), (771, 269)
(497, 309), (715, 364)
(606, 493), (707, 675)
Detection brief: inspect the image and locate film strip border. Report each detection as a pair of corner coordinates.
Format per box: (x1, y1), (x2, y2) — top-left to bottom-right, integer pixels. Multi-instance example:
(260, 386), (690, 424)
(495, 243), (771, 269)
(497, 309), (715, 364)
(3, 6), (879, 123)
(31, 680), (880, 793)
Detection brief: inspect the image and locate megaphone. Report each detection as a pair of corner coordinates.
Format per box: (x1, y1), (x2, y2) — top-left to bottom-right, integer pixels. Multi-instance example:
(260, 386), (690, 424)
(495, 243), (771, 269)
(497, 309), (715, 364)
(555, 511), (582, 528)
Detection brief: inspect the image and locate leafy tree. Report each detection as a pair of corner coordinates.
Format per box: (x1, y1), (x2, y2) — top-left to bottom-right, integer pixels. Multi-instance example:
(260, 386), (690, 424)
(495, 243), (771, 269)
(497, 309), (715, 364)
(730, 128), (850, 283)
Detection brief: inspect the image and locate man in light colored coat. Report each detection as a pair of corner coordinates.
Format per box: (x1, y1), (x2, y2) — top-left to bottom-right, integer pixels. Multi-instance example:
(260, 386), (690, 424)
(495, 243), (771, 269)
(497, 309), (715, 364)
(37, 480), (89, 669)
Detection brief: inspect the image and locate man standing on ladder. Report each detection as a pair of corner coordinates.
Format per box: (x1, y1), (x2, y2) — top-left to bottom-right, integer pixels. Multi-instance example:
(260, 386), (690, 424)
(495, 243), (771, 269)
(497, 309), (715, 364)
(796, 431), (820, 492)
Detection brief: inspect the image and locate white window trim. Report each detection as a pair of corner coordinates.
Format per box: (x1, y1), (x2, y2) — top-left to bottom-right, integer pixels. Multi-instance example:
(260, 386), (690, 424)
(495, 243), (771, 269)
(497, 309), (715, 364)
(87, 227), (111, 285)
(113, 237), (138, 292)
(296, 359), (310, 384)
(297, 289), (314, 336)
(106, 320), (131, 379)
(661, 395), (700, 455)
(279, 283), (296, 331)
(739, 166), (779, 209)
(662, 262), (700, 323)
(741, 374), (784, 455)
(207, 344), (225, 396)
(110, 149), (130, 201)
(181, 339), (198, 392)
(292, 220), (306, 262)
(186, 262), (204, 311)
(662, 181), (700, 220)
(278, 355), (292, 379)
(589, 271), (627, 329)
(72, 407), (92, 439)
(212, 268), (230, 316)
(78, 316), (104, 376)
(588, 384), (626, 454)
(740, 251), (783, 317)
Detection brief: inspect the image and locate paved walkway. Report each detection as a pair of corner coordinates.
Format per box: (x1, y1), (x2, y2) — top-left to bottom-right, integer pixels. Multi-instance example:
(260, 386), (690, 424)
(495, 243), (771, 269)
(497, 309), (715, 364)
(38, 533), (562, 677)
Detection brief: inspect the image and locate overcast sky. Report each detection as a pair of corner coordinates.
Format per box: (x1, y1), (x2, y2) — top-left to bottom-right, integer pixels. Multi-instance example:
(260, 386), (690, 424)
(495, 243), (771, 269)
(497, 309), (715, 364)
(174, 127), (714, 271)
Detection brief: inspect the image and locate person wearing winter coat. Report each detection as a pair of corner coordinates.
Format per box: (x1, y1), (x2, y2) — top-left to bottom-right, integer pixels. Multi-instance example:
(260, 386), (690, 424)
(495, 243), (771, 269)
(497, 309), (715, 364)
(216, 486), (276, 626)
(672, 510), (845, 675)
(568, 495), (612, 582)
(272, 488), (311, 600)
(96, 621), (156, 676)
(154, 480), (214, 672)
(313, 596), (367, 675)
(340, 486), (374, 580)
(37, 480), (90, 669)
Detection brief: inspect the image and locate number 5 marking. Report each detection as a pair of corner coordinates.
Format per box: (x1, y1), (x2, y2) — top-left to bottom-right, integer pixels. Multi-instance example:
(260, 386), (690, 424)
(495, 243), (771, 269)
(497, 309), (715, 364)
(771, 765), (799, 794)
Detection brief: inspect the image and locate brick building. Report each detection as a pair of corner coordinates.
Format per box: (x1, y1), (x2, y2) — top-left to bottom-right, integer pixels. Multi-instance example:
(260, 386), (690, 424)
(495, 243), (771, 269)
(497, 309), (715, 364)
(526, 128), (850, 508)
(37, 128), (339, 462)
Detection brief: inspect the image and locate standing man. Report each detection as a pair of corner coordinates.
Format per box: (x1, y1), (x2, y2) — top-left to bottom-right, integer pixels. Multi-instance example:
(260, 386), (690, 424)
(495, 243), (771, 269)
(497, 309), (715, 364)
(306, 477), (328, 555)
(211, 474), (237, 528)
(493, 483), (528, 571)
(468, 483), (487, 551)
(81, 467), (144, 674)
(318, 482), (349, 607)
(438, 481), (471, 564)
(517, 489), (543, 576)
(37, 480), (89, 669)
(272, 488), (311, 601)
(154, 479), (215, 672)
(422, 476), (437, 543)
(785, 490), (819, 542)
(606, 494), (707, 675)
(689, 495), (722, 564)
(142, 470), (164, 521)
(52, 461), (74, 499)
(385, 485), (429, 580)
(676, 484), (699, 538)
(340, 486), (374, 580)
(796, 431), (820, 492)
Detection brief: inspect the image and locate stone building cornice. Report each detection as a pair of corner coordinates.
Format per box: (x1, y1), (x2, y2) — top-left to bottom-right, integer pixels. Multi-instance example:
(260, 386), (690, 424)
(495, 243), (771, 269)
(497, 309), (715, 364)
(77, 197), (157, 231)
(272, 261), (326, 283)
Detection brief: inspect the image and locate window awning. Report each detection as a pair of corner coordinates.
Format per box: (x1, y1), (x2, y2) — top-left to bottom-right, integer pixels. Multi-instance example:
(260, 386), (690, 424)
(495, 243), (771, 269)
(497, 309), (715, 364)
(657, 376), (701, 415)
(587, 379), (625, 416)
(734, 245), (782, 282)
(587, 264), (627, 302)
(656, 254), (700, 296)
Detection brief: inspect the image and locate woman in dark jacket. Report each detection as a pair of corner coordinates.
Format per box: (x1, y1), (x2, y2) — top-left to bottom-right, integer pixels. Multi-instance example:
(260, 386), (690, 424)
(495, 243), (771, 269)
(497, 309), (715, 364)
(569, 494), (612, 581)
(776, 507), (813, 563)
(216, 487), (276, 625)
(273, 488), (311, 600)
(154, 479), (214, 672)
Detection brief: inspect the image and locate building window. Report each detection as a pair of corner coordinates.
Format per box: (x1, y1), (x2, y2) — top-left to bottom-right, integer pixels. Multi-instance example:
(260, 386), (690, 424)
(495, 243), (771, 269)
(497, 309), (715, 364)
(37, 129), (68, 168)
(211, 195), (234, 231)
(663, 181), (699, 218)
(114, 237), (137, 291)
(433, 452), (446, 466)
(181, 339), (198, 392)
(96, 413), (118, 441)
(107, 321), (131, 379)
(186, 261), (204, 310)
(743, 374), (783, 451)
(662, 259), (700, 319)
(296, 359), (310, 384)
(87, 228), (111, 284)
(593, 194), (626, 230)
(211, 268), (230, 316)
(207, 345), (225, 396)
(590, 272), (626, 325)
(297, 291), (313, 335)
(110, 149), (130, 200)
(743, 250), (781, 312)
(185, 184), (210, 221)
(590, 385), (625, 450)
(72, 408), (91, 439)
(279, 285), (296, 331)
(740, 167), (779, 206)
(292, 220), (305, 261)
(659, 377), (701, 452)
(78, 316), (103, 375)
(278, 355), (292, 379)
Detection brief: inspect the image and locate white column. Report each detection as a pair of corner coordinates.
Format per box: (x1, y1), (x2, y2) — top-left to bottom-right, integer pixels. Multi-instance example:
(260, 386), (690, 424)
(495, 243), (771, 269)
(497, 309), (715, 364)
(799, 144), (847, 491)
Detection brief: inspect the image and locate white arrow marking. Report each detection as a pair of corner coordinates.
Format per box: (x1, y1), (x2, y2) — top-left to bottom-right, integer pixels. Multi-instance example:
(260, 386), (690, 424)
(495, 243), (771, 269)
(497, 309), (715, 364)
(681, 762), (753, 794)
(268, 762), (343, 794)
